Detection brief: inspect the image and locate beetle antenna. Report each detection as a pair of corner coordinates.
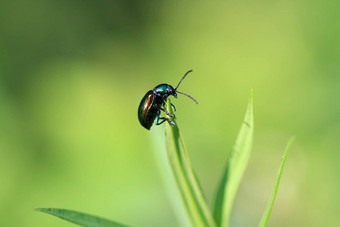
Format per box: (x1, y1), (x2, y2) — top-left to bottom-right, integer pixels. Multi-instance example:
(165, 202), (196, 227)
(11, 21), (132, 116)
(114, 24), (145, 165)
(175, 70), (193, 90)
(176, 91), (198, 104)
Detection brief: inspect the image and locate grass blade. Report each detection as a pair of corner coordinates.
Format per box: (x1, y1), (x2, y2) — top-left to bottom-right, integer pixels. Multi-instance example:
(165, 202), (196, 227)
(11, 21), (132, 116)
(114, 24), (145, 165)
(258, 137), (295, 227)
(164, 99), (216, 227)
(36, 208), (129, 227)
(212, 91), (254, 227)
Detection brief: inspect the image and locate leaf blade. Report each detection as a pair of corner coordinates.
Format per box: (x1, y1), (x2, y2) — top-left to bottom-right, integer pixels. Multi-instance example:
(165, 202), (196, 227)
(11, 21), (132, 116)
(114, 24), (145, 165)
(258, 137), (295, 227)
(164, 99), (216, 227)
(36, 208), (129, 227)
(212, 91), (254, 227)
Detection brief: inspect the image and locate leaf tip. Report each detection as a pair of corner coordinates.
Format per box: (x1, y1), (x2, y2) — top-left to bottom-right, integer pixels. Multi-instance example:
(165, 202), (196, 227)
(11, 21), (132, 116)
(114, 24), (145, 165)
(35, 208), (53, 214)
(249, 89), (254, 108)
(285, 136), (296, 154)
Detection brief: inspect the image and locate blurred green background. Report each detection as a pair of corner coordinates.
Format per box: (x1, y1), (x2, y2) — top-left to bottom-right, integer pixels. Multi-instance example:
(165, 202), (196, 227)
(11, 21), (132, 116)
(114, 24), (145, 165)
(0, 1), (339, 226)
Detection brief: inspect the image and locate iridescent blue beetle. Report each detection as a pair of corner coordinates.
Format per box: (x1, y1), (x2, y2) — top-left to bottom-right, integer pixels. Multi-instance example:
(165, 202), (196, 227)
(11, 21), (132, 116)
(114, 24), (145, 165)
(138, 70), (198, 130)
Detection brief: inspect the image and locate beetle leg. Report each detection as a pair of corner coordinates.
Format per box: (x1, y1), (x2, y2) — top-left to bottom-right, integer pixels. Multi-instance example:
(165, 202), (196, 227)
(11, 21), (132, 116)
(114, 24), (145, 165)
(160, 107), (175, 119)
(170, 103), (176, 112)
(161, 101), (176, 113)
(155, 112), (175, 127)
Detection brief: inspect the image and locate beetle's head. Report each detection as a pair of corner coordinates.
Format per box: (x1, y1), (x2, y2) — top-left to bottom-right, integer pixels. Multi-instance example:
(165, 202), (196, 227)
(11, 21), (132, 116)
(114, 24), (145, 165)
(174, 70), (198, 104)
(166, 85), (177, 98)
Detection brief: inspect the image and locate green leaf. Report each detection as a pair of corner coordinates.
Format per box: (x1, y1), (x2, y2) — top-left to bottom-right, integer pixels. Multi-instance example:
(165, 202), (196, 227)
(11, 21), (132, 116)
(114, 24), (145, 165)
(212, 90), (254, 227)
(258, 137), (295, 227)
(36, 208), (129, 227)
(164, 99), (216, 227)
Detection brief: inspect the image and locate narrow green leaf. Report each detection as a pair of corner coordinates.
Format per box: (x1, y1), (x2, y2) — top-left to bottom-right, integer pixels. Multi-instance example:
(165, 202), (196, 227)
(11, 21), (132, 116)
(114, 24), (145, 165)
(258, 137), (295, 227)
(164, 99), (216, 227)
(212, 90), (254, 227)
(36, 208), (129, 227)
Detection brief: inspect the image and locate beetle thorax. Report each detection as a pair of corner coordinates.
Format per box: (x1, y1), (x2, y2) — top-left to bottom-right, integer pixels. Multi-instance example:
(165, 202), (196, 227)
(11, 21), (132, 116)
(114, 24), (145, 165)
(153, 84), (176, 98)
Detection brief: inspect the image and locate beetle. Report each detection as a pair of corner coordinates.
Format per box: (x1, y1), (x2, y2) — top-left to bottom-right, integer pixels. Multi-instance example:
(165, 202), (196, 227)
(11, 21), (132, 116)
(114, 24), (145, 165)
(138, 70), (198, 130)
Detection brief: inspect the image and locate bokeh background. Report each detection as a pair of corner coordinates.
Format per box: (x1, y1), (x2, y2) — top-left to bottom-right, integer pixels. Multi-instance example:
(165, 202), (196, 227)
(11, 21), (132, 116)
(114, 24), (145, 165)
(1, 1), (339, 226)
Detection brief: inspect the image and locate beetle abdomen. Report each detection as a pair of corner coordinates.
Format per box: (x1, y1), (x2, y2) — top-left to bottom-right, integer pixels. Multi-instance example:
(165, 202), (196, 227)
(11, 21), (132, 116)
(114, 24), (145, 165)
(138, 91), (158, 130)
